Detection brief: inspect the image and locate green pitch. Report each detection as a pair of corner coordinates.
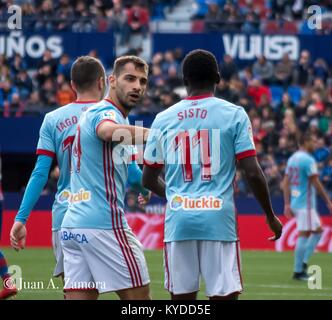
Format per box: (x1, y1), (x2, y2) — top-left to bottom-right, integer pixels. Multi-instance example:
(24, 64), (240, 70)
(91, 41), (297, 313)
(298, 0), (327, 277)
(1, 248), (332, 300)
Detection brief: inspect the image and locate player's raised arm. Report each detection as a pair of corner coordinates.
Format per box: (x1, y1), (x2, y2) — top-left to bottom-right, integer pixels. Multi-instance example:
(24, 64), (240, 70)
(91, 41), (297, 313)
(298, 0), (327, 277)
(238, 156), (283, 241)
(97, 121), (149, 145)
(310, 175), (332, 214)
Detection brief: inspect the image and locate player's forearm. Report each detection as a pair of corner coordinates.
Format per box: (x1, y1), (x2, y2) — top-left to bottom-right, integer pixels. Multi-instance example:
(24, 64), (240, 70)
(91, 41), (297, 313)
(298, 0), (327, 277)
(313, 178), (331, 205)
(127, 162), (149, 196)
(146, 177), (166, 198)
(243, 167), (275, 218)
(15, 156), (52, 224)
(142, 172), (166, 198)
(98, 124), (149, 145)
(283, 177), (291, 206)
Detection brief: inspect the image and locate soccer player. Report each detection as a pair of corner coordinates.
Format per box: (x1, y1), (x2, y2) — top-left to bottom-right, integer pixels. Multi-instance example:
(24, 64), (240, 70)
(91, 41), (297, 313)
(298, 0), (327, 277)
(0, 155), (18, 299)
(9, 56), (107, 282)
(142, 49), (283, 300)
(283, 133), (332, 280)
(61, 56), (151, 300)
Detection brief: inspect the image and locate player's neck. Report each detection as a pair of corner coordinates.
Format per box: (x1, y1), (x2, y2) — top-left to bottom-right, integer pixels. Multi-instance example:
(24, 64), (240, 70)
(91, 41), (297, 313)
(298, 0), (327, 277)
(105, 93), (129, 118)
(187, 89), (214, 98)
(75, 92), (100, 103)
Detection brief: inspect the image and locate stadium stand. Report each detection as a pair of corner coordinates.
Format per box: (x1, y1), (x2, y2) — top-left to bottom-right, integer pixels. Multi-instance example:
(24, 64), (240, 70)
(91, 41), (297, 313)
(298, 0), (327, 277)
(1, 0), (332, 197)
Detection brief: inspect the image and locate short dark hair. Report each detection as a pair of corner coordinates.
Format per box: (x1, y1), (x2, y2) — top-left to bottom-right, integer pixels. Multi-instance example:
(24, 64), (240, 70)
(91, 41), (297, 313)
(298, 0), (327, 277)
(182, 49), (220, 88)
(297, 131), (313, 146)
(112, 55), (149, 76)
(71, 56), (105, 92)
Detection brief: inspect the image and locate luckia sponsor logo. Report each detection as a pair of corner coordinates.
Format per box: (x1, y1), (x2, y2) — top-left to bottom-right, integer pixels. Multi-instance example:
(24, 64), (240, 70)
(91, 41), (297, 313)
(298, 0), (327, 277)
(170, 195), (223, 211)
(58, 189), (91, 204)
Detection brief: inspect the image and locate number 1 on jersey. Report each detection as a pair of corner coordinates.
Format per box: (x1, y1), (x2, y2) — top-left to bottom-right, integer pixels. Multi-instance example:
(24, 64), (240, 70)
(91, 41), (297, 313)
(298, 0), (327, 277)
(174, 129), (211, 182)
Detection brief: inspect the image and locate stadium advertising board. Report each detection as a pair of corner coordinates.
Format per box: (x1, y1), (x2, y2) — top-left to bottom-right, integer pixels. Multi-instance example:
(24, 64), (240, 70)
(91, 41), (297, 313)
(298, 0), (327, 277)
(153, 33), (332, 65)
(1, 210), (331, 252)
(0, 31), (115, 68)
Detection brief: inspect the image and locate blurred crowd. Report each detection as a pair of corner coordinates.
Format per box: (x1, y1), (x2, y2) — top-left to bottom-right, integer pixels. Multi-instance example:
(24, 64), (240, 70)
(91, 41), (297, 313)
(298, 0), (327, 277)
(2, 0), (332, 196)
(2, 44), (332, 195)
(203, 0), (332, 34)
(1, 0), (332, 35)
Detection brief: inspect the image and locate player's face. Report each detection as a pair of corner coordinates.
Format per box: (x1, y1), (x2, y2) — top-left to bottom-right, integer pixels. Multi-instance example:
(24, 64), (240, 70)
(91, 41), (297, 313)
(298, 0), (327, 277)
(112, 62), (148, 110)
(306, 137), (317, 153)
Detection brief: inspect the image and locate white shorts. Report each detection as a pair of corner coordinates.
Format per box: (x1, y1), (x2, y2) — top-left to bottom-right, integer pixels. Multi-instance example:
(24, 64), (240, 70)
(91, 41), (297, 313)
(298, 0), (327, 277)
(52, 230), (64, 277)
(293, 208), (322, 231)
(61, 228), (150, 293)
(164, 240), (243, 297)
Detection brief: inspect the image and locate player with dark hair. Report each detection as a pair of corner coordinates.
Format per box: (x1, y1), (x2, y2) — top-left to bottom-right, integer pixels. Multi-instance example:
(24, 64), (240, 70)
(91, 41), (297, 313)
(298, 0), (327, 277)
(142, 49), (282, 300)
(283, 132), (332, 280)
(61, 55), (152, 300)
(10, 56), (107, 285)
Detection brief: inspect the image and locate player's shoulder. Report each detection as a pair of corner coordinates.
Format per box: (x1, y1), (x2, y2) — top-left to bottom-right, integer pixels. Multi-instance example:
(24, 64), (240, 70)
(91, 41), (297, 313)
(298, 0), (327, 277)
(43, 101), (83, 121)
(86, 100), (121, 117)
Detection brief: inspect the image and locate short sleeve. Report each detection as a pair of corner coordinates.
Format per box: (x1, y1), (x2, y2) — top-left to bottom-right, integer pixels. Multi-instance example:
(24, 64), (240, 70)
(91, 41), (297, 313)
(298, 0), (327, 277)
(94, 109), (123, 134)
(127, 145), (139, 164)
(143, 116), (164, 168)
(36, 114), (56, 158)
(304, 157), (318, 177)
(234, 108), (256, 160)
(285, 160), (290, 175)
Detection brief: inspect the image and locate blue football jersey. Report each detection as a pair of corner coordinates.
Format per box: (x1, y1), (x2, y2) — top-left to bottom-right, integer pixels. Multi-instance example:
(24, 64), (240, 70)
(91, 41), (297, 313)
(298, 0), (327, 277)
(61, 99), (137, 229)
(36, 100), (98, 230)
(285, 150), (318, 211)
(144, 94), (256, 242)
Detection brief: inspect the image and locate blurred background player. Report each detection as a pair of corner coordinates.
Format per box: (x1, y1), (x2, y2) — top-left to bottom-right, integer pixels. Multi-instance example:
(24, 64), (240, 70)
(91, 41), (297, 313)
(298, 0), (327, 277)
(9, 56), (107, 284)
(0, 154), (18, 299)
(142, 49), (282, 300)
(61, 56), (151, 300)
(283, 132), (332, 280)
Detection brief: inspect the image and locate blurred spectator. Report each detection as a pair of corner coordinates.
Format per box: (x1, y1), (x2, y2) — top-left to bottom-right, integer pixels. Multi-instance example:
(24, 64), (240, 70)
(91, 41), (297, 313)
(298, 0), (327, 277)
(313, 58), (329, 83)
(215, 79), (238, 103)
(247, 79), (272, 107)
(313, 136), (330, 165)
(321, 157), (332, 193)
(253, 56), (274, 85)
(241, 11), (259, 34)
(161, 50), (179, 75)
(165, 65), (182, 90)
(219, 54), (238, 82)
(107, 0), (127, 34)
(0, 80), (18, 116)
(24, 91), (44, 115)
(57, 54), (72, 81)
(293, 50), (313, 87)
(56, 82), (76, 106)
(277, 93), (295, 114)
(14, 70), (33, 100)
(274, 53), (294, 87)
(121, 0), (149, 46)
(204, 1), (222, 32)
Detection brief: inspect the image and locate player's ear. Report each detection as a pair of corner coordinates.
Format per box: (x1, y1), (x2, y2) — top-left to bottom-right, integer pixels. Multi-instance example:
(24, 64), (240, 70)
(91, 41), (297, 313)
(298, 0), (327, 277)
(109, 74), (116, 89)
(70, 80), (77, 95)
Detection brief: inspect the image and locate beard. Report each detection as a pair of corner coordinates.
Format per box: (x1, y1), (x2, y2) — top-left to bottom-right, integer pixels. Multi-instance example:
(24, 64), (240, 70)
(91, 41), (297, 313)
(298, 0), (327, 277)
(116, 88), (142, 111)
